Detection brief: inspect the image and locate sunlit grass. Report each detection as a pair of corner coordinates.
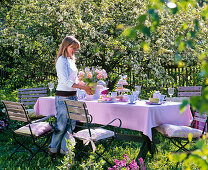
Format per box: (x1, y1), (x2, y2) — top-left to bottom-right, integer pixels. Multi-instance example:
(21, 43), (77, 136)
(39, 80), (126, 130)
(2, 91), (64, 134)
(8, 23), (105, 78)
(0, 127), (200, 169)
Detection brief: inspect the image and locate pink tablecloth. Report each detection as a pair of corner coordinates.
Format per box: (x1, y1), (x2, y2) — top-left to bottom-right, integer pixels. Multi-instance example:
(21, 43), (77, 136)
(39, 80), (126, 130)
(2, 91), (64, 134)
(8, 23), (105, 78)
(34, 97), (56, 116)
(34, 97), (192, 141)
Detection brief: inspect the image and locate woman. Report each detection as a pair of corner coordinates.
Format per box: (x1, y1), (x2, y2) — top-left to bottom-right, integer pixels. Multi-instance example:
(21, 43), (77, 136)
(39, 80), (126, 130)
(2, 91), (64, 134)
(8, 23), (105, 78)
(49, 36), (93, 155)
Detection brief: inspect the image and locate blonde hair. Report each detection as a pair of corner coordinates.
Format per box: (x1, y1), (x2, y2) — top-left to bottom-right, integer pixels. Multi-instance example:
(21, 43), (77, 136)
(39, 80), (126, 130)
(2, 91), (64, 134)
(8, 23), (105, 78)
(55, 36), (80, 63)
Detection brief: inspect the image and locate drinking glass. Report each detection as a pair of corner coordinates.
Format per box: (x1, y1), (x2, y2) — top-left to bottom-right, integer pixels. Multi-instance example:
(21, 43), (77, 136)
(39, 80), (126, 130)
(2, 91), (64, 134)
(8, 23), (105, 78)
(48, 82), (54, 96)
(135, 85), (141, 100)
(168, 88), (174, 100)
(135, 86), (141, 93)
(132, 91), (139, 101)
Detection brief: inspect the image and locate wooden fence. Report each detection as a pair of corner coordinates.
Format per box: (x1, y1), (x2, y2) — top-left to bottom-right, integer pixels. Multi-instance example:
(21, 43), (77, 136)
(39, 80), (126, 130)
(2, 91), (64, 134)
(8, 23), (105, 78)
(0, 64), (203, 92)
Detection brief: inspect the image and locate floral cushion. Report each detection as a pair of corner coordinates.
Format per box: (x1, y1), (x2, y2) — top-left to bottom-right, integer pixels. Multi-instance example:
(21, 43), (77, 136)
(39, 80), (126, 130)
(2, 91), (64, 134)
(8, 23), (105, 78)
(156, 124), (203, 138)
(15, 122), (52, 137)
(73, 128), (114, 141)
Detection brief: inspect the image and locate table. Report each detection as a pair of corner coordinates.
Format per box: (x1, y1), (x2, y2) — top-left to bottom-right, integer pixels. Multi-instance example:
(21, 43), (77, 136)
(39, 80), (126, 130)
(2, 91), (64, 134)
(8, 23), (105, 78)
(34, 97), (192, 159)
(34, 96), (56, 116)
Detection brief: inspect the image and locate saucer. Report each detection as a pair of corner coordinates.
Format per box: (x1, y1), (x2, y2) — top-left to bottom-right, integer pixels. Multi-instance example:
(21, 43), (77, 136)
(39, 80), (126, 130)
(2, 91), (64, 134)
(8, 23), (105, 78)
(146, 101), (161, 105)
(128, 102), (136, 104)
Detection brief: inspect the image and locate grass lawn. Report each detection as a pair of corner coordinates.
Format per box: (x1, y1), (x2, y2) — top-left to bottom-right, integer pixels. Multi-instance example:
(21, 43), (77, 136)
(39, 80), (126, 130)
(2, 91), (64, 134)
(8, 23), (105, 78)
(0, 124), (199, 170)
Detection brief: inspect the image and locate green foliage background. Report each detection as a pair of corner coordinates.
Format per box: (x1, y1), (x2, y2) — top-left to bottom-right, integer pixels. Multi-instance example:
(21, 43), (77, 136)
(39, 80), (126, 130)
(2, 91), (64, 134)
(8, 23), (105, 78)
(0, 0), (208, 169)
(0, 0), (207, 91)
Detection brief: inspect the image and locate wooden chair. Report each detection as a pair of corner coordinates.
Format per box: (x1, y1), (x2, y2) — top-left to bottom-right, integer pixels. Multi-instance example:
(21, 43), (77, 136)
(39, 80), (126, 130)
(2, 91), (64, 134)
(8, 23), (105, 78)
(155, 112), (207, 152)
(1, 100), (54, 165)
(63, 99), (122, 166)
(177, 86), (202, 97)
(177, 85), (203, 117)
(18, 87), (47, 119)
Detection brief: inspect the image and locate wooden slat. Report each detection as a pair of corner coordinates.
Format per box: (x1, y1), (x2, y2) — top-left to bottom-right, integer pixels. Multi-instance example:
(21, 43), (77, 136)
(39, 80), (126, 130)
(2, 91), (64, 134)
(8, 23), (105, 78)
(62, 99), (91, 122)
(193, 117), (207, 123)
(178, 92), (201, 97)
(195, 112), (207, 118)
(18, 90), (47, 95)
(69, 113), (87, 122)
(18, 98), (39, 102)
(63, 99), (85, 108)
(9, 116), (28, 122)
(5, 104), (23, 110)
(2, 100), (22, 106)
(7, 108), (25, 114)
(178, 86), (202, 92)
(2, 100), (31, 122)
(20, 102), (36, 105)
(67, 106), (86, 115)
(8, 111), (26, 118)
(18, 87), (46, 92)
(19, 94), (47, 98)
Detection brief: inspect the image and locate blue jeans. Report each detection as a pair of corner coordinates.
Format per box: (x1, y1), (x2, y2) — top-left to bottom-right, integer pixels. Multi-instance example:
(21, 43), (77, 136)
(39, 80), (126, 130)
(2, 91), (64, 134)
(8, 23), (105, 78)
(49, 95), (77, 153)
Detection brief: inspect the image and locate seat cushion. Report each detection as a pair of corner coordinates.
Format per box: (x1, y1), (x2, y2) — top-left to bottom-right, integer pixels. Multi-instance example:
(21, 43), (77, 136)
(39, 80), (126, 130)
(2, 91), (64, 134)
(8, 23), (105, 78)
(156, 124), (203, 138)
(15, 122), (52, 137)
(73, 128), (114, 141)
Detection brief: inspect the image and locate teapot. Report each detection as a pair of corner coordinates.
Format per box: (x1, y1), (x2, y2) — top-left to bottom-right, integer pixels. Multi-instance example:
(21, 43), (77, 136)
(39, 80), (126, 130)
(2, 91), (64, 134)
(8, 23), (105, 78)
(153, 91), (161, 99)
(153, 91), (166, 103)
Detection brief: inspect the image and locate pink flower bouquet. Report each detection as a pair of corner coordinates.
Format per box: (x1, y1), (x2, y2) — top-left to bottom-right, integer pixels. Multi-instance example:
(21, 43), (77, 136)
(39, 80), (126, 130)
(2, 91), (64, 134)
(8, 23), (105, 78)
(78, 67), (107, 90)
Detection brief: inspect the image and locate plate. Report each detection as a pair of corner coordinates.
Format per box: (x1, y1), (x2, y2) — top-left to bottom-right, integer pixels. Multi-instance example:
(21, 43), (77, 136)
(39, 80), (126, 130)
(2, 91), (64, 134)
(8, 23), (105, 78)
(128, 102), (136, 104)
(100, 100), (115, 103)
(146, 101), (161, 105)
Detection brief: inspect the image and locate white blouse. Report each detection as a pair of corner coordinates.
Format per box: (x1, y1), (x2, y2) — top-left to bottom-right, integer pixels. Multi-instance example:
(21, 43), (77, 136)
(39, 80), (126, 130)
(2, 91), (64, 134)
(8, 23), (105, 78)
(56, 56), (78, 91)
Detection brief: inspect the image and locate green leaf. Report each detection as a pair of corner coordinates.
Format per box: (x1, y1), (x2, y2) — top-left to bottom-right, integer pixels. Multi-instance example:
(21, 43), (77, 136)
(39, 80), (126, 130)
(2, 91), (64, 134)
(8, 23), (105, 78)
(138, 14), (147, 23)
(187, 40), (194, 49)
(174, 53), (182, 63)
(179, 100), (189, 113)
(194, 19), (199, 31)
(171, 6), (178, 14)
(141, 41), (150, 52)
(178, 42), (185, 52)
(142, 27), (150, 37)
(188, 133), (193, 142)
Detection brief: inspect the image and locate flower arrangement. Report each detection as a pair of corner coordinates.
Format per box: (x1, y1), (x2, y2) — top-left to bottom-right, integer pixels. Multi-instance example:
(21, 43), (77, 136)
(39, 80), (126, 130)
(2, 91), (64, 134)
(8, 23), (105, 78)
(78, 67), (107, 87)
(108, 154), (146, 170)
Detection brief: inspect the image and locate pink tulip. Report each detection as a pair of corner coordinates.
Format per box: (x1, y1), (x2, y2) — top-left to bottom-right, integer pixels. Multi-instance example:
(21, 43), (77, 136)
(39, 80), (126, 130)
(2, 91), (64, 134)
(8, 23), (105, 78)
(97, 74), (102, 79)
(87, 72), (92, 79)
(78, 71), (85, 77)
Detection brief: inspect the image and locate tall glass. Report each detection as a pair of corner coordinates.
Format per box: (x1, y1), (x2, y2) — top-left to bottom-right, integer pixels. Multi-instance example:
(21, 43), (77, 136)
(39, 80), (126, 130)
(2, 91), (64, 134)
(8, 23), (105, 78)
(168, 87), (174, 101)
(135, 86), (141, 100)
(48, 82), (54, 97)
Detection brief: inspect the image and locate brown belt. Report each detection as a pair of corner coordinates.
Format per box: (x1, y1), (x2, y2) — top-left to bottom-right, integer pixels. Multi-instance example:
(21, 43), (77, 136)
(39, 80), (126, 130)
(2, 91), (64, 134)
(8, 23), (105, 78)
(55, 90), (77, 97)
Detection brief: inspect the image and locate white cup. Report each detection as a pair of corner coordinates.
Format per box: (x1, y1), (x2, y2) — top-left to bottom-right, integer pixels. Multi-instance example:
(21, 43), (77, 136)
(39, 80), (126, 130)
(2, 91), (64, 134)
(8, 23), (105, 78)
(111, 92), (117, 98)
(128, 95), (135, 103)
(159, 95), (166, 103)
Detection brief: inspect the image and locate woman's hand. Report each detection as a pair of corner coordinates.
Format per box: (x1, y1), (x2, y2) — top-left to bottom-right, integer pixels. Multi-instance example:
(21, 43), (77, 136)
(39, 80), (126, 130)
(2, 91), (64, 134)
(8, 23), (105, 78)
(84, 86), (94, 95)
(72, 83), (94, 95)
(78, 81), (85, 86)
